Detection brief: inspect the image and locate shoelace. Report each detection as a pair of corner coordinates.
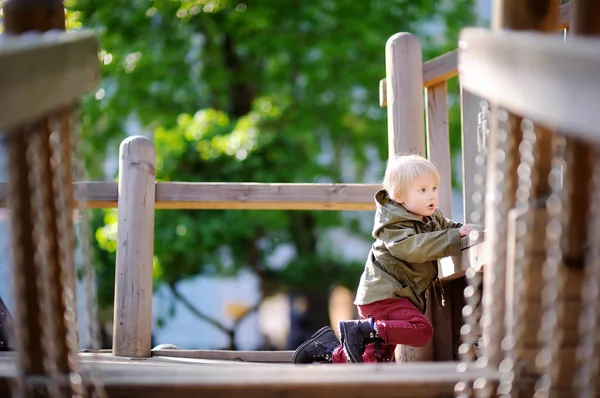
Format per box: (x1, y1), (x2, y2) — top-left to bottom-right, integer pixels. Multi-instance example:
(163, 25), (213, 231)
(312, 341), (333, 362)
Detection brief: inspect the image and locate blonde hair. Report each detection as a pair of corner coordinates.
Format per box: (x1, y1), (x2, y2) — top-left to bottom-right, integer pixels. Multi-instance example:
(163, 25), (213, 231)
(382, 154), (440, 202)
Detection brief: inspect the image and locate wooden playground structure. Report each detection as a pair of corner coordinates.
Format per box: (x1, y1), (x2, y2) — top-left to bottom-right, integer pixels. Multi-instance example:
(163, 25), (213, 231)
(1, 0), (599, 396)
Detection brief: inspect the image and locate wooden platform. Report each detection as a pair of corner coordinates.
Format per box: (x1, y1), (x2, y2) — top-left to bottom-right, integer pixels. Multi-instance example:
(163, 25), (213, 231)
(0, 352), (499, 397)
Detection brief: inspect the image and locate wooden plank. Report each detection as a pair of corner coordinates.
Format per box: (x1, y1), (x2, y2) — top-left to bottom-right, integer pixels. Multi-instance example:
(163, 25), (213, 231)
(459, 89), (483, 225)
(151, 349), (294, 363)
(0, 31), (100, 132)
(113, 137), (156, 357)
(385, 32), (426, 157)
(480, 0), (561, 370)
(431, 278), (456, 361)
(560, 0), (600, 267)
(0, 182), (380, 210)
(378, 3), (570, 107)
(458, 28), (600, 145)
(425, 82), (452, 217)
(0, 353), (502, 398)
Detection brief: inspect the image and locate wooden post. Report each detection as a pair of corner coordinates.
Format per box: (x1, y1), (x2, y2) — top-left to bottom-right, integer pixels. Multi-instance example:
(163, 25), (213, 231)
(385, 32), (426, 158)
(425, 82), (460, 275)
(113, 136), (156, 357)
(425, 82), (452, 217)
(1, 1), (82, 394)
(385, 32), (430, 362)
(482, 0), (560, 371)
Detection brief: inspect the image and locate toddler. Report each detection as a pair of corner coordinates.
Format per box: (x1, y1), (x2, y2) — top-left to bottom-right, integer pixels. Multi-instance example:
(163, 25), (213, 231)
(293, 154), (474, 363)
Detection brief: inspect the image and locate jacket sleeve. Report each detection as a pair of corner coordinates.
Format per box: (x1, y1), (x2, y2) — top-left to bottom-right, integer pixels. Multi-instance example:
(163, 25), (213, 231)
(435, 209), (463, 229)
(381, 225), (462, 263)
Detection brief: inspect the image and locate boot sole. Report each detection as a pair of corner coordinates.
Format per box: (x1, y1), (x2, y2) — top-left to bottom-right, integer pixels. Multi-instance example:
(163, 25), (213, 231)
(292, 326), (333, 364)
(338, 322), (362, 363)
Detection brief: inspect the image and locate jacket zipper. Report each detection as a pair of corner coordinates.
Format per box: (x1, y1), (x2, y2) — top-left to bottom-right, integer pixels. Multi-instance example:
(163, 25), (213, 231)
(436, 276), (446, 307)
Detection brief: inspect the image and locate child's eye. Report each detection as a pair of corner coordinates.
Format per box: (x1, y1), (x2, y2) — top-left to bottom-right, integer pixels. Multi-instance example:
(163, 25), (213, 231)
(419, 188), (426, 193)
(433, 187), (438, 191)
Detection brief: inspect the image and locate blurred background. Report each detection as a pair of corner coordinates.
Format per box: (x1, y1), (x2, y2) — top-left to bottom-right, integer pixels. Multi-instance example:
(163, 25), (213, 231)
(0, 0), (493, 351)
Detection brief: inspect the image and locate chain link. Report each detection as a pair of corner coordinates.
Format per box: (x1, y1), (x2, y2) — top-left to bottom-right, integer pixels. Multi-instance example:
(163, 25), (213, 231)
(533, 135), (568, 398)
(455, 99), (489, 398)
(479, 107), (514, 398)
(499, 118), (550, 397)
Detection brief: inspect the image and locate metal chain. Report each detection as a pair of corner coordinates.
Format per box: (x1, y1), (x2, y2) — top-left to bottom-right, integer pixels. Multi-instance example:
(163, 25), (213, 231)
(498, 118), (540, 397)
(48, 115), (87, 397)
(455, 99), (489, 398)
(26, 126), (62, 398)
(575, 148), (600, 398)
(477, 107), (514, 398)
(534, 135), (568, 398)
(70, 104), (108, 398)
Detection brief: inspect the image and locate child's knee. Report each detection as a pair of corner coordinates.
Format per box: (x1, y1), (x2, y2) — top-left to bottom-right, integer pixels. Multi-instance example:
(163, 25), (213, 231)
(414, 320), (434, 347)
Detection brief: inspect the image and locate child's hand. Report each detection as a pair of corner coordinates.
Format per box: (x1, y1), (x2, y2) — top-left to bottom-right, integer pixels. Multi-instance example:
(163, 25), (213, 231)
(460, 224), (476, 237)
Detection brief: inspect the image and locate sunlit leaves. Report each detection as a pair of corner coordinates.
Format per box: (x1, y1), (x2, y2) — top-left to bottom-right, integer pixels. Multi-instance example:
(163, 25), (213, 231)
(69, 0), (476, 314)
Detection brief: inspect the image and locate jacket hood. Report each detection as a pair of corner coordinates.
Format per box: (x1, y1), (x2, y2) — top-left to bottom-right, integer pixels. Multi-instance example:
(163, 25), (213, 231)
(373, 189), (423, 236)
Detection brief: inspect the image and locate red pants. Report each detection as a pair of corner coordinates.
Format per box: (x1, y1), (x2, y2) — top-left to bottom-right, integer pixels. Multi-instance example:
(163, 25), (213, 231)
(332, 297), (433, 363)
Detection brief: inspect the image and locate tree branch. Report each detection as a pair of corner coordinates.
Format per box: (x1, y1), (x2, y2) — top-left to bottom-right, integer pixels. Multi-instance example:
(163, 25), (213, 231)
(167, 282), (230, 335)
(232, 298), (263, 330)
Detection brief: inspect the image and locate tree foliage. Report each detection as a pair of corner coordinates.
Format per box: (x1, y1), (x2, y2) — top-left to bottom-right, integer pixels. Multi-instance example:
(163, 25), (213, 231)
(70, 0), (475, 333)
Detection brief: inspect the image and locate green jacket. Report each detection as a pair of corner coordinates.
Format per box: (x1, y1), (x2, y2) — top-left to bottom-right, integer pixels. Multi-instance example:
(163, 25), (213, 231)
(354, 189), (463, 313)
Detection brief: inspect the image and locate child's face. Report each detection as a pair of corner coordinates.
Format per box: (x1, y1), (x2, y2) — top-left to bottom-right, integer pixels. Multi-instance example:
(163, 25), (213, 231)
(399, 174), (439, 219)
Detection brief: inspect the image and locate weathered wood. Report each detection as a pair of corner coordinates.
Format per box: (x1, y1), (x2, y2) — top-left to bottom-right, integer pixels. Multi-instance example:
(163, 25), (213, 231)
(385, 32), (426, 158)
(379, 3), (571, 108)
(152, 349), (294, 363)
(431, 278), (456, 361)
(386, 32), (430, 362)
(0, 353), (503, 398)
(560, 0), (600, 266)
(113, 136), (156, 357)
(0, 181), (381, 210)
(458, 28), (600, 145)
(1, 1), (84, 393)
(425, 82), (452, 217)
(478, 0), (561, 370)
(459, 89), (483, 225)
(459, 88), (485, 272)
(0, 31), (100, 133)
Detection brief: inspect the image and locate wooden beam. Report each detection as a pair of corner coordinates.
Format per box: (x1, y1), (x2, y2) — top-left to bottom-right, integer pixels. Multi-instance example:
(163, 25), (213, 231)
(379, 2), (570, 107)
(0, 353), (502, 398)
(0, 182), (381, 211)
(151, 349), (294, 363)
(0, 30), (100, 132)
(458, 28), (600, 145)
(425, 81), (452, 217)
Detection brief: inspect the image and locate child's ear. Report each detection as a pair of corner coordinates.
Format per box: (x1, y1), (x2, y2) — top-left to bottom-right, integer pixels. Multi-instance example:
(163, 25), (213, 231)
(393, 192), (403, 203)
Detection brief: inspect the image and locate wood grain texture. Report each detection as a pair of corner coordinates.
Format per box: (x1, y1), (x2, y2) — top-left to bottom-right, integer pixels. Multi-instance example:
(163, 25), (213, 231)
(112, 136), (156, 357)
(425, 82), (452, 217)
(0, 182), (381, 211)
(378, 2), (570, 108)
(0, 353), (502, 398)
(458, 28), (600, 145)
(151, 349), (294, 363)
(385, 32), (426, 158)
(0, 31), (100, 132)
